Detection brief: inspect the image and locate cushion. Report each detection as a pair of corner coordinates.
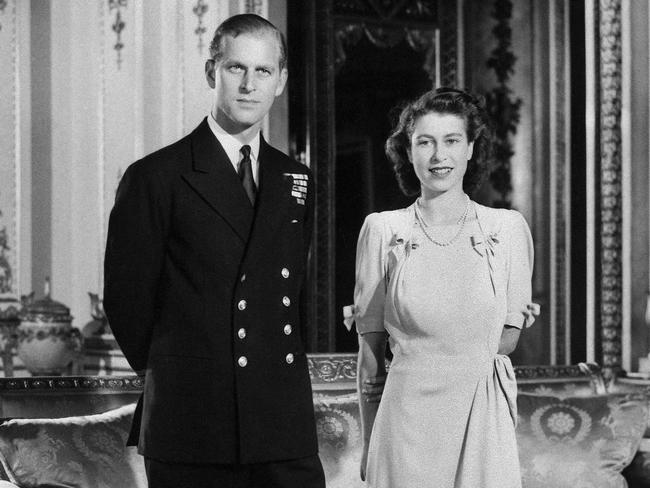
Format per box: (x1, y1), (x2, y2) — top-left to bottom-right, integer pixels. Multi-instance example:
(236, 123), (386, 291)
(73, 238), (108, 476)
(313, 391), (365, 488)
(0, 403), (146, 488)
(517, 392), (648, 488)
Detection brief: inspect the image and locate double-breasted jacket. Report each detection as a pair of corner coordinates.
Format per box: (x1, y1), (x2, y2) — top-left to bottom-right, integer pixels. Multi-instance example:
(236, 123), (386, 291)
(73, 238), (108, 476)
(104, 119), (318, 464)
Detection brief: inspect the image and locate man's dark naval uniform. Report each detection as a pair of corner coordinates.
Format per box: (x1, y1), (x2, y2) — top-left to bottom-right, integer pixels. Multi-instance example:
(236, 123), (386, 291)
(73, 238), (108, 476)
(104, 116), (321, 484)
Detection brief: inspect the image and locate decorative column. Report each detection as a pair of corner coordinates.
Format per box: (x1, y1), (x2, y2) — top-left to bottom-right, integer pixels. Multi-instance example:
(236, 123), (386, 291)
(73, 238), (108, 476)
(595, 0), (623, 379)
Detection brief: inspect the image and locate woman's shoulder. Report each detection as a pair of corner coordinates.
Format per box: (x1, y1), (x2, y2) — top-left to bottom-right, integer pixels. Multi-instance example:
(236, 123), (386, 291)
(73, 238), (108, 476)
(474, 202), (527, 226)
(474, 203), (531, 244)
(362, 205), (413, 232)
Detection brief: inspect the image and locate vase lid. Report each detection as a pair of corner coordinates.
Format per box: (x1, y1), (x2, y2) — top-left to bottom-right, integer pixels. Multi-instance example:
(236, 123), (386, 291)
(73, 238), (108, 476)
(20, 278), (72, 319)
(0, 293), (21, 321)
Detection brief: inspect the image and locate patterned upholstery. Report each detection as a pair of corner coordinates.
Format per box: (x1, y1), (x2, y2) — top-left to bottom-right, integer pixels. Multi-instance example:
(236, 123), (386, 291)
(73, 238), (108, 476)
(0, 404), (146, 488)
(0, 358), (645, 487)
(517, 393), (648, 488)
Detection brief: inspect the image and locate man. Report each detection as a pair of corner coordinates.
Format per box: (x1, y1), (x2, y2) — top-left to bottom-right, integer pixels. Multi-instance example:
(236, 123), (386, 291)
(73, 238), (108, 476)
(104, 14), (325, 488)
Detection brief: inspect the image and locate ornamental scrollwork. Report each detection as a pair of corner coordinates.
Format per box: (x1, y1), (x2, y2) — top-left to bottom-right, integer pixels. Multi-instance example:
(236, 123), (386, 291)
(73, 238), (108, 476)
(332, 0), (438, 80)
(0, 375), (145, 392)
(108, 0), (127, 69)
(193, 0), (209, 54)
(308, 356), (357, 383)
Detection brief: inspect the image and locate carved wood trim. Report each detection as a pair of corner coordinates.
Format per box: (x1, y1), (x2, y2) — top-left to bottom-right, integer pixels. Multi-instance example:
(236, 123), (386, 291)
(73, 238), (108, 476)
(596, 0), (623, 379)
(0, 355), (601, 390)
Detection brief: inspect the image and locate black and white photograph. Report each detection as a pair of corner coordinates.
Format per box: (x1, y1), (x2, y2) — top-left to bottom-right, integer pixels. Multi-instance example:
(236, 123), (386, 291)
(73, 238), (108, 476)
(0, 1), (648, 487)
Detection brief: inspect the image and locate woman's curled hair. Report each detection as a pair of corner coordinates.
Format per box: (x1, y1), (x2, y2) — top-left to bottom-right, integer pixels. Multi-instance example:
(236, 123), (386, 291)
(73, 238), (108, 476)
(385, 87), (493, 196)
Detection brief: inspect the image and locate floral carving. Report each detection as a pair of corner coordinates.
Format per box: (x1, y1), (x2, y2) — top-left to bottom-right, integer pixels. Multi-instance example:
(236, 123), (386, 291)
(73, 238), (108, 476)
(484, 0), (522, 209)
(193, 0), (209, 53)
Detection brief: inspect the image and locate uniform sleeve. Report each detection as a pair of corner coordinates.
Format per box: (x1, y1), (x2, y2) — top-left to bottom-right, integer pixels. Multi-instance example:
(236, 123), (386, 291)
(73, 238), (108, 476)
(103, 163), (168, 372)
(353, 213), (388, 335)
(504, 210), (534, 329)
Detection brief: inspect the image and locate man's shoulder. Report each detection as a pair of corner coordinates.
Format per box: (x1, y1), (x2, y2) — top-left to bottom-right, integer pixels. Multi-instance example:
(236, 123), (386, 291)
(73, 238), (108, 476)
(263, 143), (311, 177)
(126, 131), (193, 178)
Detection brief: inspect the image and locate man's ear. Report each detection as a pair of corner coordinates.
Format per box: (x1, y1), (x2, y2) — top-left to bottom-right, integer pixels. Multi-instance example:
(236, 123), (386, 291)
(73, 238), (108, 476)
(274, 68), (288, 97)
(205, 59), (216, 89)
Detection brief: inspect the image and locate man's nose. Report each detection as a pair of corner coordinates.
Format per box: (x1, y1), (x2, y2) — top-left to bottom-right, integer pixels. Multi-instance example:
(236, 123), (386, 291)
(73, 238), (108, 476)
(240, 71), (255, 92)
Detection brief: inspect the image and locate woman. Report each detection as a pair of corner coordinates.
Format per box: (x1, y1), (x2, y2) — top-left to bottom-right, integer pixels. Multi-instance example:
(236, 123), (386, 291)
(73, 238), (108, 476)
(353, 88), (537, 487)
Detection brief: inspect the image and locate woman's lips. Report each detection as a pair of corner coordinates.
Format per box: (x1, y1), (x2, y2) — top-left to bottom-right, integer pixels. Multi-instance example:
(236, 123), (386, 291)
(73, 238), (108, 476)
(429, 167), (453, 176)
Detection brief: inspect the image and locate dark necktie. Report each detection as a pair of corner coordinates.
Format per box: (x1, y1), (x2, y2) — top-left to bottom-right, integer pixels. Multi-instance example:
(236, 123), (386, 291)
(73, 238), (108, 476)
(238, 145), (256, 205)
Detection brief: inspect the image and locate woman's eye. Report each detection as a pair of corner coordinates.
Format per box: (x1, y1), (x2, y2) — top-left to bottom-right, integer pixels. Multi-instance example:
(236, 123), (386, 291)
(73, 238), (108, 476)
(417, 140), (432, 147)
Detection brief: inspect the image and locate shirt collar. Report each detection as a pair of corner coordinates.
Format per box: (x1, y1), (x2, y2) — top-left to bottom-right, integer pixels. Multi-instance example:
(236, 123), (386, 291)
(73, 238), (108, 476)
(207, 113), (260, 167)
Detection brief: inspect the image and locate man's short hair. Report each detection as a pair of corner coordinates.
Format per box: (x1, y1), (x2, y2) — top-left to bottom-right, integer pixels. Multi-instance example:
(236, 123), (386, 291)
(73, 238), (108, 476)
(209, 14), (287, 70)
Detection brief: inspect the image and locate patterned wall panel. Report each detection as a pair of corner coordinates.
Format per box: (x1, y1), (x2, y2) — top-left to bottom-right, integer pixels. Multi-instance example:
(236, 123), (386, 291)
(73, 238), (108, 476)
(0, 0), (18, 297)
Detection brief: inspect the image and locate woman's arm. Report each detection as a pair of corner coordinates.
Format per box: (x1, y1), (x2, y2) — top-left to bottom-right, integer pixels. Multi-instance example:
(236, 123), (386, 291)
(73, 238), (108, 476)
(497, 325), (521, 355)
(357, 330), (388, 481)
(498, 303), (540, 355)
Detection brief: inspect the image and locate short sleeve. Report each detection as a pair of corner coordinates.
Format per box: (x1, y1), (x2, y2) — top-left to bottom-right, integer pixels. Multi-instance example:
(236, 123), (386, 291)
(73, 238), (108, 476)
(504, 210), (534, 329)
(353, 213), (388, 335)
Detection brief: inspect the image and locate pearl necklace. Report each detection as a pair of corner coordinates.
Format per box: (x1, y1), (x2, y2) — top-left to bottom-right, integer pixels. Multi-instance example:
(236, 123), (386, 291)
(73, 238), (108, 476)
(414, 196), (471, 247)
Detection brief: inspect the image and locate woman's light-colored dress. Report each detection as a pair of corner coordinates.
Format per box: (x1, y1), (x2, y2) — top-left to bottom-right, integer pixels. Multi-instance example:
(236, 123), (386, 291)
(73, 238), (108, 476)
(354, 201), (534, 488)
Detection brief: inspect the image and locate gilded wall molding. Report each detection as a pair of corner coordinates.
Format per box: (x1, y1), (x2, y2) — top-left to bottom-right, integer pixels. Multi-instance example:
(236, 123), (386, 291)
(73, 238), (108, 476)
(597, 0), (623, 379)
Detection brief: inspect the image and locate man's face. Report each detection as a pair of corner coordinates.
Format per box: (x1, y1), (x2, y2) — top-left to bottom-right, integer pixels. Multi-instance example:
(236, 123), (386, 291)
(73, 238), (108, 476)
(206, 32), (287, 135)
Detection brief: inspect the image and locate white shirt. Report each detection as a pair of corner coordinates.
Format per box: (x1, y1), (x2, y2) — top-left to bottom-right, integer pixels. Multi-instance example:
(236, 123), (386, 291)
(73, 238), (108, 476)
(207, 113), (260, 185)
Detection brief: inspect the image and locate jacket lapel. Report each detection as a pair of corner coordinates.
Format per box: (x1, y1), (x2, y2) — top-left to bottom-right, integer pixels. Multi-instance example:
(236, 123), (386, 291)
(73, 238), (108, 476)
(182, 119), (254, 244)
(243, 137), (291, 268)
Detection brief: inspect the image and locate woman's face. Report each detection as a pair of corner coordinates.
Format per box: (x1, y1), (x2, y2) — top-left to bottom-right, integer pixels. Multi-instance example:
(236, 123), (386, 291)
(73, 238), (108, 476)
(408, 111), (474, 197)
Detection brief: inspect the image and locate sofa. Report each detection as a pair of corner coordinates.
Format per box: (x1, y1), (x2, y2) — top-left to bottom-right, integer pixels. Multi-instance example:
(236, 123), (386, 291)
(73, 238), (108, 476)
(0, 354), (646, 488)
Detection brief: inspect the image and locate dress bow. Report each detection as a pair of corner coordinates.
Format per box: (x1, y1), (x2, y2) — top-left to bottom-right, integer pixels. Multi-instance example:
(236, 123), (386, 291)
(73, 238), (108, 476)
(470, 232), (499, 257)
(471, 232), (499, 296)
